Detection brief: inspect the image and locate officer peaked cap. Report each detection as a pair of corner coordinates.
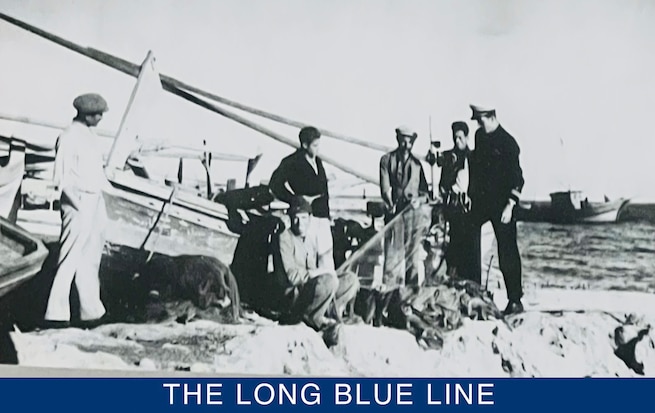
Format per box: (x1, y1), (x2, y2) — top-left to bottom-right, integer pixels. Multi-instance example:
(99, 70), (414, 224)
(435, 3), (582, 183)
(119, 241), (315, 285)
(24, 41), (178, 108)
(469, 104), (495, 120)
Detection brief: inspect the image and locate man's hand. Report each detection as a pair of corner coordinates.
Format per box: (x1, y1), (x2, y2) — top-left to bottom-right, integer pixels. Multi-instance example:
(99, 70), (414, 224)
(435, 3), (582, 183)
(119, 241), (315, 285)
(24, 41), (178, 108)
(501, 201), (515, 224)
(461, 193), (472, 212)
(370, 280), (388, 292)
(309, 268), (336, 279)
(303, 194), (322, 204)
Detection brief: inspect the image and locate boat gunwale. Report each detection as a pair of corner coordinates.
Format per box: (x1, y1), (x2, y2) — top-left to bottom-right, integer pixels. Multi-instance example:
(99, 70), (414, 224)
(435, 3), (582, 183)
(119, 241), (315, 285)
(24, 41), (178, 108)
(0, 217), (49, 296)
(106, 174), (232, 222)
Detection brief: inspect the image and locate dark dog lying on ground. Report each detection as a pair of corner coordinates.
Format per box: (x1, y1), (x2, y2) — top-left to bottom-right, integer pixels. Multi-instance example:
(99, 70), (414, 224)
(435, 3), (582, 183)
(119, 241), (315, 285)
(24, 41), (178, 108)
(101, 249), (242, 324)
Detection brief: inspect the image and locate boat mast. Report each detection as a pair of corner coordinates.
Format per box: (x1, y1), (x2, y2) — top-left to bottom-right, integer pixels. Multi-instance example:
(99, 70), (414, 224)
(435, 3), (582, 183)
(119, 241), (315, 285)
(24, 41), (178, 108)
(105, 51), (163, 174)
(558, 135), (572, 193)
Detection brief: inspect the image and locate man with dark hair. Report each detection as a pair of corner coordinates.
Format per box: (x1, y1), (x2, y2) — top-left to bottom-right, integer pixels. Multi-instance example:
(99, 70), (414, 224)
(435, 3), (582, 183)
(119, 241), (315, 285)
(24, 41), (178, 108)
(468, 104), (525, 315)
(379, 125), (430, 288)
(44, 93), (110, 328)
(269, 126), (334, 270)
(272, 196), (359, 334)
(439, 121), (480, 283)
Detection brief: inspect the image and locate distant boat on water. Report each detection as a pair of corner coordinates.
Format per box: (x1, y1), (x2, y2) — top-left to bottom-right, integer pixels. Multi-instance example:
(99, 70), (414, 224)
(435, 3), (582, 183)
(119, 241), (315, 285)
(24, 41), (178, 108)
(517, 190), (630, 224)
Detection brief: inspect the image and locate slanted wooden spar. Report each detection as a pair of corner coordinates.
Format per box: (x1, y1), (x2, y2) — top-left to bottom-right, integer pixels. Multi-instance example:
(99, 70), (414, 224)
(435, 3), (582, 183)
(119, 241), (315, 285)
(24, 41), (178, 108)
(0, 12), (394, 154)
(0, 12), (381, 185)
(0, 111), (117, 139)
(165, 85), (379, 185)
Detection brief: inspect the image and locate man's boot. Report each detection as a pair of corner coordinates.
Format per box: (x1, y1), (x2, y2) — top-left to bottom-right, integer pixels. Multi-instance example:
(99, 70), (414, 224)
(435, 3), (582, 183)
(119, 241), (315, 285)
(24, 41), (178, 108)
(503, 300), (524, 316)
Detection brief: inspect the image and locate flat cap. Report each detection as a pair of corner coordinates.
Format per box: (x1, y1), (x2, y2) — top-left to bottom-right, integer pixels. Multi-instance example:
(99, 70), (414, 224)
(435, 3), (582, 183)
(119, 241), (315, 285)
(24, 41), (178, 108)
(73, 93), (109, 114)
(395, 125), (418, 139)
(469, 104), (495, 120)
(288, 195), (313, 216)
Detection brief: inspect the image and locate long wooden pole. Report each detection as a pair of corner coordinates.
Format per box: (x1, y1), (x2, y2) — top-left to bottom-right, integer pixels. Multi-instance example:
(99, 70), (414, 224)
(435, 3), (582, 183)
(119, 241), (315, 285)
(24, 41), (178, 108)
(165, 84), (379, 185)
(0, 111), (116, 138)
(137, 147), (251, 162)
(0, 112), (270, 163)
(0, 12), (394, 154)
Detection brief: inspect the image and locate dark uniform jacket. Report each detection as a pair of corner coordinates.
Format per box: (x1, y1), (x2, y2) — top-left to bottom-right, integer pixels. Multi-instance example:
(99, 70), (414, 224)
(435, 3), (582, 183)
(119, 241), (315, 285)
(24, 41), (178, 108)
(438, 148), (470, 194)
(469, 125), (524, 214)
(269, 149), (330, 219)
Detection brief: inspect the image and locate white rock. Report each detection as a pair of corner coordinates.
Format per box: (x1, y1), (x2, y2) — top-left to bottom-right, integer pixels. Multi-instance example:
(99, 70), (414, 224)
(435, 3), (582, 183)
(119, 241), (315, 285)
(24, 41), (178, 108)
(138, 358), (158, 370)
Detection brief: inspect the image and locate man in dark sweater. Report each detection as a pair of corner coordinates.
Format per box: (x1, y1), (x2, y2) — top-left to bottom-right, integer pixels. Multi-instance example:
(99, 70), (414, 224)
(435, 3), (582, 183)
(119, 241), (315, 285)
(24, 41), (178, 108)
(269, 126), (334, 270)
(468, 105), (525, 315)
(439, 121), (480, 284)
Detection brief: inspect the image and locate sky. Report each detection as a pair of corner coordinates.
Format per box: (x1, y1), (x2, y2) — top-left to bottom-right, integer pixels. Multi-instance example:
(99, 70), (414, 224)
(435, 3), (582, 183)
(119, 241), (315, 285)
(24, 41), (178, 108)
(0, 0), (654, 201)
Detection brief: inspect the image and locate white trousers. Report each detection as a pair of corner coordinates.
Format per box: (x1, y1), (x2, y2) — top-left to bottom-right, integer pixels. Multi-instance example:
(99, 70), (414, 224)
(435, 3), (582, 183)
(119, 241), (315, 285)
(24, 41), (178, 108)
(44, 191), (108, 321)
(311, 216), (335, 270)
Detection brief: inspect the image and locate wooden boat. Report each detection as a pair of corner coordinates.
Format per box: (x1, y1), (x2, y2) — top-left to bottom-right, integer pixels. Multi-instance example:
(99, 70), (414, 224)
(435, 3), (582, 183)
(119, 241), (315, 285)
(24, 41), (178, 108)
(102, 167), (239, 264)
(0, 215), (48, 297)
(0, 13), (388, 270)
(0, 137), (25, 223)
(1, 54), (243, 264)
(516, 190), (631, 224)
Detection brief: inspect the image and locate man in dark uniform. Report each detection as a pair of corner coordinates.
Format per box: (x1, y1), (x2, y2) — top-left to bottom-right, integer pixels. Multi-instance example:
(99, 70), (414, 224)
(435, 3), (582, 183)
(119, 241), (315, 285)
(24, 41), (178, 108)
(468, 104), (525, 315)
(269, 126), (334, 270)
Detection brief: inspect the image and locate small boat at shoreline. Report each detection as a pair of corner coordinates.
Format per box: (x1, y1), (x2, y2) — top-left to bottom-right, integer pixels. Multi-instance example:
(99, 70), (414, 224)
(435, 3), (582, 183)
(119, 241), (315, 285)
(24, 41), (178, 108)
(517, 190), (630, 224)
(0, 215), (49, 297)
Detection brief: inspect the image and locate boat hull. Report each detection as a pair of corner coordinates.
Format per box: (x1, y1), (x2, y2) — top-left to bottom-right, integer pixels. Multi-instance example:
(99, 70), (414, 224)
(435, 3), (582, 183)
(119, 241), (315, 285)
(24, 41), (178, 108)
(103, 179), (239, 264)
(516, 198), (630, 224)
(0, 216), (49, 298)
(17, 172), (241, 265)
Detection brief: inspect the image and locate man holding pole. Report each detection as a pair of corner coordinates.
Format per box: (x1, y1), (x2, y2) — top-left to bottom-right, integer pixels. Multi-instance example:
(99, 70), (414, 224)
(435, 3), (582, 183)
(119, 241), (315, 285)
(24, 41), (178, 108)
(379, 125), (431, 288)
(44, 93), (110, 328)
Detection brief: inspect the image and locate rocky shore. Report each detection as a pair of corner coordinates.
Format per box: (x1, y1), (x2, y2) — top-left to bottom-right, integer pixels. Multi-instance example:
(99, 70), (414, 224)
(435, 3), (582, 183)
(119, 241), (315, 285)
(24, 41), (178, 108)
(8, 287), (655, 377)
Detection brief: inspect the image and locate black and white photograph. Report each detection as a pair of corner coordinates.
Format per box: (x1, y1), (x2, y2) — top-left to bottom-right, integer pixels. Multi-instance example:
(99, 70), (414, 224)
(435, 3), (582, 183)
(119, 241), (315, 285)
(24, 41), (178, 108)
(0, 0), (654, 377)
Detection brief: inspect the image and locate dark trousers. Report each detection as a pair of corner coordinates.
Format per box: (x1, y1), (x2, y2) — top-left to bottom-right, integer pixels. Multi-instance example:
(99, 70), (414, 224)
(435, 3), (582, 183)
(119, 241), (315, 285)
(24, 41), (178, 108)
(445, 209), (481, 284)
(474, 207), (523, 301)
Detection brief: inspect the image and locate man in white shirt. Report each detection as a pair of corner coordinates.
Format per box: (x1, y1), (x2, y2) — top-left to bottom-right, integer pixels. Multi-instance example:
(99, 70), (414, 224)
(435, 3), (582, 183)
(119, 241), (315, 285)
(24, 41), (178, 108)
(44, 93), (110, 328)
(272, 196), (359, 343)
(438, 121), (480, 283)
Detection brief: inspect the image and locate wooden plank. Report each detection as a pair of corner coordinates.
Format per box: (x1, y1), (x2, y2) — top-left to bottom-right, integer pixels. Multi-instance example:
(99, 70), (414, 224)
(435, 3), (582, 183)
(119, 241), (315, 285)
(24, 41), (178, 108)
(0, 112), (116, 139)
